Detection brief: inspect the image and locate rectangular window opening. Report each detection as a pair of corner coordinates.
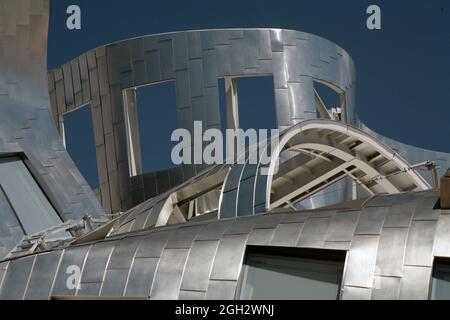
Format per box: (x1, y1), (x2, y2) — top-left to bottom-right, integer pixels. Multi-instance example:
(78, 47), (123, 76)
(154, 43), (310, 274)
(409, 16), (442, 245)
(219, 76), (278, 132)
(240, 246), (346, 300)
(313, 81), (343, 121)
(431, 258), (450, 300)
(62, 104), (99, 190)
(124, 81), (178, 176)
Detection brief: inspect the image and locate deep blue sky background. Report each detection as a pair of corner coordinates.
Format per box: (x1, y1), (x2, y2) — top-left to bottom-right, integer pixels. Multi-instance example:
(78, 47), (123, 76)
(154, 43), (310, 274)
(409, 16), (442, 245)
(49, 0), (450, 188)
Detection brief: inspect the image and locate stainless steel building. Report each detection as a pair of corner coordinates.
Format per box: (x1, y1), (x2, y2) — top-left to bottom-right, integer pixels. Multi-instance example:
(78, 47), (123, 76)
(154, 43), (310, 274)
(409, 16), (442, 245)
(1, 0), (450, 300)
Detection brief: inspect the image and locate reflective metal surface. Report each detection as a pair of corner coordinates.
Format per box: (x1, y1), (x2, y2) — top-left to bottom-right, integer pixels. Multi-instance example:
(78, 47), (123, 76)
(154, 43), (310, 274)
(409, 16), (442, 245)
(0, 189), (447, 300)
(0, 0), (104, 258)
(1, 0), (450, 301)
(47, 27), (450, 215)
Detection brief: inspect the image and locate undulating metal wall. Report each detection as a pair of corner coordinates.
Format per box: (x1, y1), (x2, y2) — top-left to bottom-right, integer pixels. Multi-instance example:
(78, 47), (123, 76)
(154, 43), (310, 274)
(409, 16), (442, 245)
(0, 0), (104, 256)
(0, 189), (448, 300)
(47, 29), (358, 214)
(47, 28), (450, 216)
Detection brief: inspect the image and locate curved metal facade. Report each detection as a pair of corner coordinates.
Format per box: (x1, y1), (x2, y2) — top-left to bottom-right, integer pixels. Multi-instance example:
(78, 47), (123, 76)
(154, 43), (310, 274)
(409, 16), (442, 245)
(1, 0), (450, 301)
(47, 28), (450, 215)
(0, 0), (104, 256)
(47, 28), (359, 214)
(0, 190), (448, 300)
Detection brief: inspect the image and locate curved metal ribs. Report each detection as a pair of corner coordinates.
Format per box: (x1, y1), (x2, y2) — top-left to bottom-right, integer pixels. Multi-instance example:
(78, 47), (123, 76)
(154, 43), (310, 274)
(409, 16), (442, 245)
(267, 120), (431, 209)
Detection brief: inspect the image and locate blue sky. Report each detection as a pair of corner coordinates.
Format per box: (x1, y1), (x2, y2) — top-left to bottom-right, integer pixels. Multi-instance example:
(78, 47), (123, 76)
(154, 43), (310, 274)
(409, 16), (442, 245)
(48, 0), (450, 188)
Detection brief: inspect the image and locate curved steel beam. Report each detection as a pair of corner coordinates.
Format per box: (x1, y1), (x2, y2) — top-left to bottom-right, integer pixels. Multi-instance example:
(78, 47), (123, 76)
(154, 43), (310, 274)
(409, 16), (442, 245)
(265, 120), (430, 209)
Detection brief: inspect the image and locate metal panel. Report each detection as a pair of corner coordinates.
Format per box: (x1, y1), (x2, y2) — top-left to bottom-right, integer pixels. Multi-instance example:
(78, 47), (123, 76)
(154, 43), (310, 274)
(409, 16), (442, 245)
(219, 190), (238, 218)
(62, 63), (74, 108)
(210, 234), (248, 281)
(188, 58), (204, 98)
(181, 240), (219, 291)
(280, 212), (310, 224)
(398, 266), (432, 300)
(371, 276), (401, 300)
(188, 32), (202, 59)
(159, 39), (174, 79)
(202, 49), (218, 88)
(375, 228), (408, 277)
(404, 220), (437, 267)
(145, 50), (161, 82)
(270, 223), (303, 247)
(71, 59), (82, 105)
(342, 286), (372, 300)
(205, 280), (237, 300)
(224, 216), (256, 235)
(344, 235), (379, 288)
(223, 164), (245, 192)
(237, 177), (256, 216)
(135, 231), (172, 258)
(151, 249), (189, 300)
(172, 33), (188, 72)
(324, 241), (352, 250)
(433, 212), (450, 257)
(78, 282), (102, 296)
(413, 196), (440, 220)
(297, 217), (331, 248)
(24, 251), (62, 300)
(246, 228), (275, 246)
(253, 215), (283, 229)
(108, 237), (140, 270)
(51, 246), (91, 297)
(100, 268), (129, 297)
(165, 225), (204, 249)
(124, 257), (158, 297)
(81, 241), (115, 283)
(354, 207), (388, 235)
(0, 255), (35, 300)
(179, 290), (206, 300)
(326, 211), (359, 242)
(196, 220), (234, 241)
(384, 202), (416, 228)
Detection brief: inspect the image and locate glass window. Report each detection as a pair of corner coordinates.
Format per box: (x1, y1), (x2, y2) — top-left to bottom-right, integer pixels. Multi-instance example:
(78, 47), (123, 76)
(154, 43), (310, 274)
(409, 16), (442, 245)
(240, 249), (344, 300)
(0, 157), (62, 235)
(431, 260), (450, 300)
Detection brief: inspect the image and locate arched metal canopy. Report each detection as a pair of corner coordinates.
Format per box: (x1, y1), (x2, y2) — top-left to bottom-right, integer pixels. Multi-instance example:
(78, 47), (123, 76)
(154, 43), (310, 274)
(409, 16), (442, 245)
(105, 119), (432, 233)
(218, 119), (431, 218)
(265, 120), (431, 209)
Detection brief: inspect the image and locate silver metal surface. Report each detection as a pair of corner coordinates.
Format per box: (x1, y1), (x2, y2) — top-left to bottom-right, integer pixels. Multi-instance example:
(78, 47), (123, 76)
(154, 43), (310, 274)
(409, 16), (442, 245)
(51, 246), (91, 297)
(0, 0), (104, 258)
(375, 227), (408, 277)
(1, 0), (449, 301)
(150, 249), (189, 300)
(210, 234), (248, 281)
(371, 276), (401, 300)
(124, 257), (158, 297)
(398, 266), (432, 300)
(24, 251), (62, 300)
(0, 189), (447, 300)
(0, 255), (35, 300)
(270, 223), (303, 247)
(47, 27), (450, 216)
(180, 240), (219, 292)
(343, 235), (380, 289)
